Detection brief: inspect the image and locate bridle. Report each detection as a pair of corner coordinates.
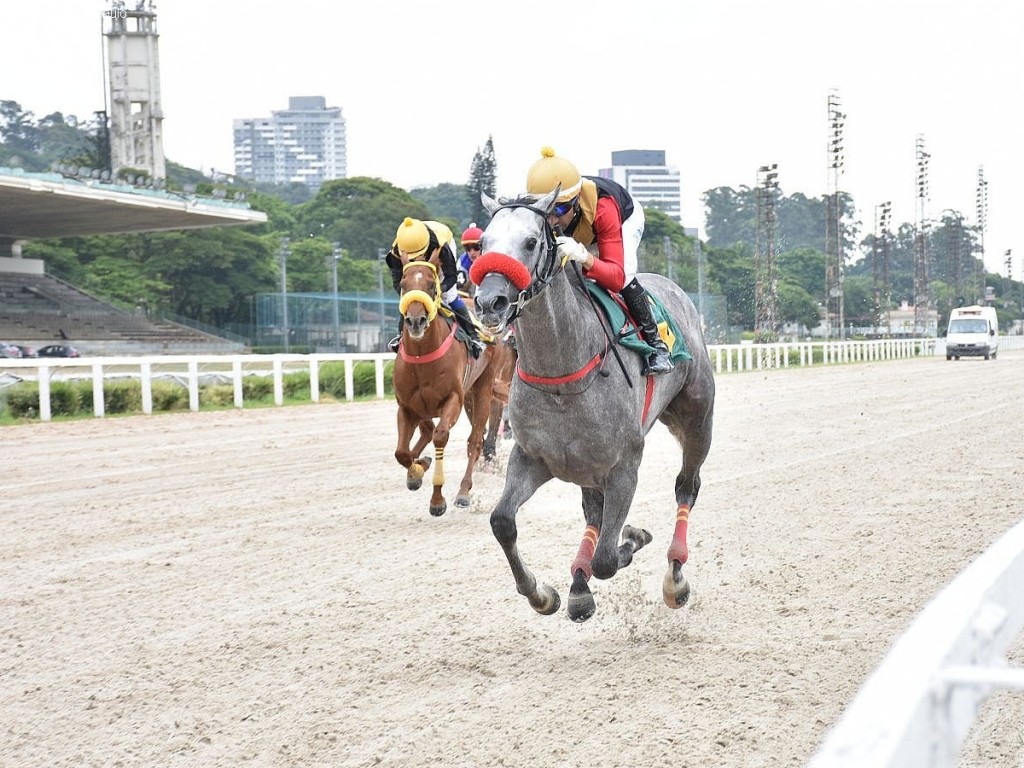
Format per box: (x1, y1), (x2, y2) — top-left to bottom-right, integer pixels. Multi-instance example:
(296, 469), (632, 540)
(479, 202), (567, 324)
(398, 258), (442, 322)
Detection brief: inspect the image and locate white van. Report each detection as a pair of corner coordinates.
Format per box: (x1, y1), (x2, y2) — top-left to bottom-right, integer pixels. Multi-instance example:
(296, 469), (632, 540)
(945, 305), (999, 360)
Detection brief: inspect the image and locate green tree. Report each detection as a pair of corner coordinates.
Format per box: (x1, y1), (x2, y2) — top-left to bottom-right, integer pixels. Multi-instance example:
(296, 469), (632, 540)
(0, 100), (39, 153)
(777, 282), (821, 331)
(705, 241), (756, 329)
(638, 208), (697, 289)
(777, 246), (826, 298)
(143, 228), (274, 325)
(411, 182), (473, 225)
(467, 135), (497, 226)
(297, 177), (429, 263)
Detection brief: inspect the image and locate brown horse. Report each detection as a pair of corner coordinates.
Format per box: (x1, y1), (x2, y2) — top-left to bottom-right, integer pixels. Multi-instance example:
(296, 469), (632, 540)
(461, 291), (517, 464)
(392, 253), (511, 516)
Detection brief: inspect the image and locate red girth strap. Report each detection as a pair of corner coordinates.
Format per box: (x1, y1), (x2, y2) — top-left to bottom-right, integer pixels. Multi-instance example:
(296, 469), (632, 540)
(398, 323), (457, 364)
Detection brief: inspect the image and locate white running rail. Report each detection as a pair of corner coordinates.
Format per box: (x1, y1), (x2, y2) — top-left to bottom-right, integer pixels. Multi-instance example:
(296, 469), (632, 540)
(808, 518), (1024, 767)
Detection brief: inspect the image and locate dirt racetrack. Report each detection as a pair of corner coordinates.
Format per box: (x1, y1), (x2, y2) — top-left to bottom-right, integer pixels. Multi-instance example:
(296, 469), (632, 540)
(2, 351), (1023, 768)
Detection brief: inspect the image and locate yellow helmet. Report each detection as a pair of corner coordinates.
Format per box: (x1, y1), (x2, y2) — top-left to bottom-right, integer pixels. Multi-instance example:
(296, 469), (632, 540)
(526, 146), (582, 203)
(396, 217), (429, 258)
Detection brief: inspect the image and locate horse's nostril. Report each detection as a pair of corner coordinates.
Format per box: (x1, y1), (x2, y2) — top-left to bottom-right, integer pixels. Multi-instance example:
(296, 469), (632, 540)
(493, 296), (509, 313)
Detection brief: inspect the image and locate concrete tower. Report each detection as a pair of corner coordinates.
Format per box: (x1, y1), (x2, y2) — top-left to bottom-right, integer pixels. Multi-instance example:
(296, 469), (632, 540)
(103, 0), (166, 179)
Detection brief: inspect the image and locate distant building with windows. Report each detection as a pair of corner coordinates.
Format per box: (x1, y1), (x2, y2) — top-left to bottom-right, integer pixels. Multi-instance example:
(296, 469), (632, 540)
(233, 96), (347, 188)
(598, 149), (682, 224)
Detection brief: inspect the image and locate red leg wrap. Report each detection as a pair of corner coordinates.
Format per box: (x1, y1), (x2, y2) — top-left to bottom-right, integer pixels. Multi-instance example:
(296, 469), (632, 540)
(667, 504), (689, 565)
(571, 525), (599, 581)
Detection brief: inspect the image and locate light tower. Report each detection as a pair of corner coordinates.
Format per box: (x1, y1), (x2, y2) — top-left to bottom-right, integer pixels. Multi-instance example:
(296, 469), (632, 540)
(103, 0), (166, 179)
(913, 135), (930, 335)
(754, 164), (780, 341)
(824, 89), (845, 340)
(873, 202), (892, 334)
(975, 166), (988, 301)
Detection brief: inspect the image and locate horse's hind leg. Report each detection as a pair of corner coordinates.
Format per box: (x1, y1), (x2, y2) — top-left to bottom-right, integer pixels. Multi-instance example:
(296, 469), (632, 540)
(455, 379), (493, 507)
(662, 396), (714, 609)
(568, 488), (654, 623)
(490, 446), (558, 615)
(567, 488), (602, 622)
(482, 398), (502, 463)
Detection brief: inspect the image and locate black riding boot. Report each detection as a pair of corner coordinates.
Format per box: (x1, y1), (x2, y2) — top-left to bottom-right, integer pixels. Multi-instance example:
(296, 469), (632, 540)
(388, 317), (403, 353)
(451, 303), (485, 359)
(620, 278), (673, 375)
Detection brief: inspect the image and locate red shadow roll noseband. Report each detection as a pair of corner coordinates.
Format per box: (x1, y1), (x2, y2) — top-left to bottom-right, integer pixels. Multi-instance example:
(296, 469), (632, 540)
(470, 252), (531, 290)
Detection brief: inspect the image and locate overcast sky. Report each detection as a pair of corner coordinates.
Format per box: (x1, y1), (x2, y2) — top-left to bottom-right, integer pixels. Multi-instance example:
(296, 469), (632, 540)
(3, 0), (1021, 274)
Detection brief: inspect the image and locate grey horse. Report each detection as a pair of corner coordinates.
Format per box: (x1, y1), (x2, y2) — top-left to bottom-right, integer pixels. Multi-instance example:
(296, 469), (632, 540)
(471, 187), (716, 622)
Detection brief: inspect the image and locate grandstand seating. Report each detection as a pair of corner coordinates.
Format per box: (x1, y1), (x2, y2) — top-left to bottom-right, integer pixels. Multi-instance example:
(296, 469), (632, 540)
(0, 271), (244, 354)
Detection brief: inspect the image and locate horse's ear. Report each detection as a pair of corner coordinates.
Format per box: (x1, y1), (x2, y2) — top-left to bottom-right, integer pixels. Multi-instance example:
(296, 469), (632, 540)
(537, 185), (560, 214)
(482, 192), (500, 216)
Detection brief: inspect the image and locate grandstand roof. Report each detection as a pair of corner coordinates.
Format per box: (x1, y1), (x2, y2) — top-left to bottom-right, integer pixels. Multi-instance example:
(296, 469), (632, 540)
(0, 168), (267, 239)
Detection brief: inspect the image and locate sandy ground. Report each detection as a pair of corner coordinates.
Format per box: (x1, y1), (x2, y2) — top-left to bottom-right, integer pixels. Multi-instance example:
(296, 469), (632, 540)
(2, 351), (1022, 768)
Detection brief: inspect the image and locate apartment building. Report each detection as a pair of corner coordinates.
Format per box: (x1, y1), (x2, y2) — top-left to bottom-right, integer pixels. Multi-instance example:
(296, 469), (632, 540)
(233, 96), (347, 187)
(598, 149), (682, 224)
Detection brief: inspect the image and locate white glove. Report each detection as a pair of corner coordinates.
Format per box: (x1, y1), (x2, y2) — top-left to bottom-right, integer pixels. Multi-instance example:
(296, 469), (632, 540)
(556, 235), (589, 264)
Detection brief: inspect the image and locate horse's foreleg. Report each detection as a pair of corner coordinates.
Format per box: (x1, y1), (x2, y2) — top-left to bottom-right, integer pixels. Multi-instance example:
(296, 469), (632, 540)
(490, 446), (558, 615)
(427, 395), (462, 517)
(411, 420), (434, 460)
(402, 419), (434, 492)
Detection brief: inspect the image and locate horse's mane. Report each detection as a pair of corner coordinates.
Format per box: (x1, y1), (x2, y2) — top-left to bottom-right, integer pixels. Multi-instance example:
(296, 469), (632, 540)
(496, 193), (541, 207)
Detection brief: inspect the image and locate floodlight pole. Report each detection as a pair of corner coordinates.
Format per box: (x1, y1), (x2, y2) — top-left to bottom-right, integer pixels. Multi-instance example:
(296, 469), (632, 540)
(332, 242), (341, 351)
(913, 135), (930, 336)
(279, 237), (290, 353)
(975, 167), (988, 303)
(377, 247), (387, 350)
(825, 89), (845, 340)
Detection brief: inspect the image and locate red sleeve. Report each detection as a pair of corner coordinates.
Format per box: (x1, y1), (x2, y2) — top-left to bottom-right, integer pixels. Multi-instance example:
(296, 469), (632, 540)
(582, 196), (626, 292)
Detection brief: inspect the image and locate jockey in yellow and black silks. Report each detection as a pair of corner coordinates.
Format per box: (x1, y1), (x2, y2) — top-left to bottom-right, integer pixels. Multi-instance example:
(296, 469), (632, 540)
(385, 217), (484, 356)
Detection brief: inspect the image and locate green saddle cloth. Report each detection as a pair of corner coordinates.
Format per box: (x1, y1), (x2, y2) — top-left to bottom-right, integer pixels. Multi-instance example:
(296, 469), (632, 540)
(584, 281), (692, 363)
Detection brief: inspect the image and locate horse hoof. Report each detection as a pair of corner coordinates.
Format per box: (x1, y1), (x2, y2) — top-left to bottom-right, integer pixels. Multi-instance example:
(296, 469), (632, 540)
(529, 585), (560, 616)
(662, 562), (691, 609)
(429, 502), (447, 517)
(406, 477), (423, 491)
(568, 592), (596, 622)
(454, 495), (471, 508)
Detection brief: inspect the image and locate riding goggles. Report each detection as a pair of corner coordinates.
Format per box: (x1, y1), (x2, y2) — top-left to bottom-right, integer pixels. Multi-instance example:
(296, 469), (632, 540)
(551, 198), (577, 217)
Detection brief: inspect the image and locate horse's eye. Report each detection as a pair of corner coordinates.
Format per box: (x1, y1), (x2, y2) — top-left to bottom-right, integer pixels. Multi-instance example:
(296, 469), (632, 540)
(525, 237), (538, 251)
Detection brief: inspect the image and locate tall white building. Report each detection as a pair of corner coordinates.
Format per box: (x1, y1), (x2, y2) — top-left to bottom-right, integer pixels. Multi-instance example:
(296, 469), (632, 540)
(598, 149), (682, 224)
(233, 96), (347, 188)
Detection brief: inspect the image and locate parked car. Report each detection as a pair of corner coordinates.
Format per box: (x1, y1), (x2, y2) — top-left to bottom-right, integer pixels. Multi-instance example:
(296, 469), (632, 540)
(0, 342), (22, 358)
(14, 344), (38, 358)
(37, 344), (81, 358)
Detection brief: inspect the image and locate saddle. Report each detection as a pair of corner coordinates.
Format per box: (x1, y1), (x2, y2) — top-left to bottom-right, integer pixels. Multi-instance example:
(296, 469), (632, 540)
(584, 282), (692, 363)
